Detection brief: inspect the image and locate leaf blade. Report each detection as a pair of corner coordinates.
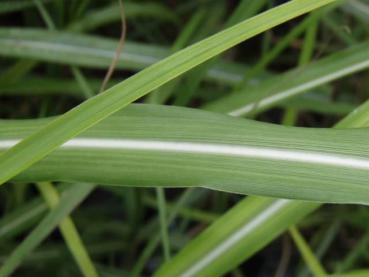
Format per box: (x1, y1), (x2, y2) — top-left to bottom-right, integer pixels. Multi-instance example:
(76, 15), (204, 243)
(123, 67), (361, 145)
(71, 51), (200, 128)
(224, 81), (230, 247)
(1, 104), (369, 204)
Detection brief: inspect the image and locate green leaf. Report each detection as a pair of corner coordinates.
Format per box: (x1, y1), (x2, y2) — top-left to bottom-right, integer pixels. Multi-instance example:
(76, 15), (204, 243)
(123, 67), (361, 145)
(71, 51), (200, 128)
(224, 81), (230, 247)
(0, 28), (168, 71)
(0, 28), (249, 86)
(0, 0), (336, 186)
(289, 226), (327, 276)
(203, 40), (369, 116)
(1, 104), (369, 204)
(36, 182), (98, 277)
(154, 197), (317, 277)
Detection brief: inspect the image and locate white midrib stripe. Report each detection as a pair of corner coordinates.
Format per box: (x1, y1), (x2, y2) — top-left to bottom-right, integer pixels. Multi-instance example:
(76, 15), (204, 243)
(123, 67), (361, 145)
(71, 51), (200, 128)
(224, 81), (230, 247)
(229, 58), (369, 116)
(1, 138), (369, 170)
(181, 199), (290, 277)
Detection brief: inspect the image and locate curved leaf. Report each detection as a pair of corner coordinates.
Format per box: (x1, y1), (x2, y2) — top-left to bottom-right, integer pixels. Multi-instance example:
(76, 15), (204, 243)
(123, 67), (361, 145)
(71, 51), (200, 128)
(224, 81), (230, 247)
(1, 104), (369, 204)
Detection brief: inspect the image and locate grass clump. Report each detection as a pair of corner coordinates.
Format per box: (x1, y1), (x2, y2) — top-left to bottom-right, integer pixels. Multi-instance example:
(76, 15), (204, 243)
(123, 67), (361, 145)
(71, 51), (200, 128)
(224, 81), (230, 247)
(1, 0), (369, 276)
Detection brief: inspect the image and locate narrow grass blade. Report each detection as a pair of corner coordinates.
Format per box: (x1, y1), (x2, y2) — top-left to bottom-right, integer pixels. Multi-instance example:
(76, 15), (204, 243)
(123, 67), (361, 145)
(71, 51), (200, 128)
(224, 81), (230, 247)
(154, 197), (317, 277)
(289, 226), (327, 276)
(0, 28), (251, 86)
(36, 182), (98, 277)
(0, 28), (168, 71)
(156, 187), (171, 261)
(203, 41), (369, 116)
(0, 183), (94, 277)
